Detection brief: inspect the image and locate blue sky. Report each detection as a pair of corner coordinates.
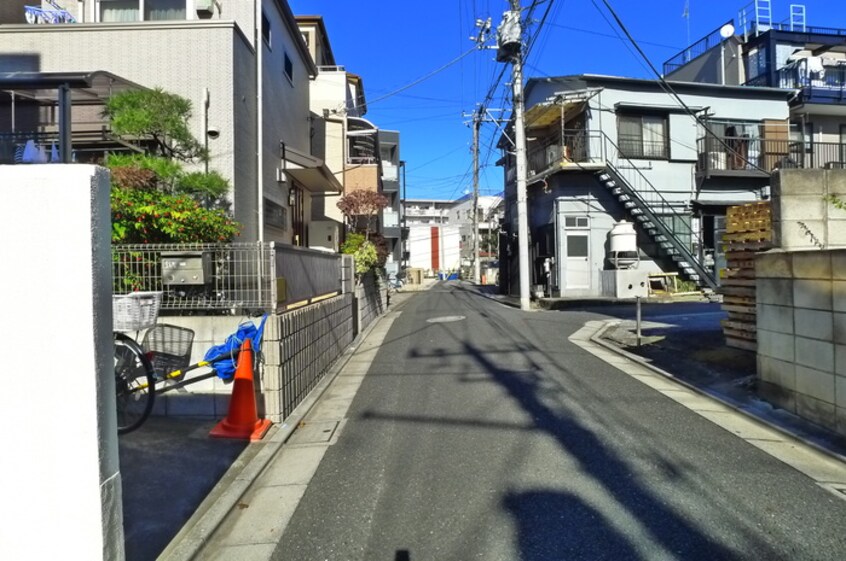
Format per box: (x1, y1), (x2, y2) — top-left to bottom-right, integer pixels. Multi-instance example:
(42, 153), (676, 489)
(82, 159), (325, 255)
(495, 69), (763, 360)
(289, 0), (846, 200)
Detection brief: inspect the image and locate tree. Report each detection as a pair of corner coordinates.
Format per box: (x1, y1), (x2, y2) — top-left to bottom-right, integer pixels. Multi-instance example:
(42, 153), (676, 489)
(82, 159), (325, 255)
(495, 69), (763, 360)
(336, 189), (389, 240)
(336, 190), (390, 275)
(103, 88), (206, 162)
(104, 89), (239, 244)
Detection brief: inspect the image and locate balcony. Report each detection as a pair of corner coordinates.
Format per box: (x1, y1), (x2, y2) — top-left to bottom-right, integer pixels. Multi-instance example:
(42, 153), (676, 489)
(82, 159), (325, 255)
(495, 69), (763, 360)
(382, 210), (401, 238)
(697, 135), (846, 176)
(526, 129), (603, 176)
(775, 63), (846, 105)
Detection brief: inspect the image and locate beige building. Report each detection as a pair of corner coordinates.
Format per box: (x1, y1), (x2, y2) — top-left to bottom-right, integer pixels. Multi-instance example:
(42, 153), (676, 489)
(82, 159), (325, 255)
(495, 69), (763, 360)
(0, 0), (342, 244)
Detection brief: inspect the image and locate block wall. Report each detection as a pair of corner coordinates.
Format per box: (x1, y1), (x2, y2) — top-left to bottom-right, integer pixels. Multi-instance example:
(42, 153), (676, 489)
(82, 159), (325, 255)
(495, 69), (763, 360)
(756, 249), (846, 436)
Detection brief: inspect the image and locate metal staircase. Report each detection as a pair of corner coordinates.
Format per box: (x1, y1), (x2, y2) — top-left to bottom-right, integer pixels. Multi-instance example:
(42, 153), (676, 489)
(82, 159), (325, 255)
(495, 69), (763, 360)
(593, 133), (718, 292)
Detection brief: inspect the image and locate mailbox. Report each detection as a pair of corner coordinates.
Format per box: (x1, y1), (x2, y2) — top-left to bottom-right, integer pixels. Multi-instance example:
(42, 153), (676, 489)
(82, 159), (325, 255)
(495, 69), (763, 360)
(161, 251), (212, 286)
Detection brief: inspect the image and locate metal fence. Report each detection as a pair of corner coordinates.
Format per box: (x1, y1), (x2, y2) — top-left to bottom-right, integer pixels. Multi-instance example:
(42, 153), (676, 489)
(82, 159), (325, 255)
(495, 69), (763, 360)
(113, 242), (342, 314)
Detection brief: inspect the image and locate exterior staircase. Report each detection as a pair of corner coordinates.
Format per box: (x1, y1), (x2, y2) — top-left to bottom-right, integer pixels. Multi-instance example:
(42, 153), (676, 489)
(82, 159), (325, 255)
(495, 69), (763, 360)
(594, 153), (718, 292)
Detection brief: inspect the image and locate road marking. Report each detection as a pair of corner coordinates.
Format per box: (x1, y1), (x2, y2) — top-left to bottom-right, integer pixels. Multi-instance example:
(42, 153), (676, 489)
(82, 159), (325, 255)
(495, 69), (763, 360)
(426, 315), (466, 323)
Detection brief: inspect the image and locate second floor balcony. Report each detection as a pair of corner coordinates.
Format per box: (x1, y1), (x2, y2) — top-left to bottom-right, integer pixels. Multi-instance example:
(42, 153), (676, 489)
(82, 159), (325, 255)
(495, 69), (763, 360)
(697, 134), (846, 176)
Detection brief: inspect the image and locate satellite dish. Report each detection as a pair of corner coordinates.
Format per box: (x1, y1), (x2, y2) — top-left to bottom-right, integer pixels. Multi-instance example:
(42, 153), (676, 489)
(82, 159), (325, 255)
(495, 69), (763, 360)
(720, 23), (736, 39)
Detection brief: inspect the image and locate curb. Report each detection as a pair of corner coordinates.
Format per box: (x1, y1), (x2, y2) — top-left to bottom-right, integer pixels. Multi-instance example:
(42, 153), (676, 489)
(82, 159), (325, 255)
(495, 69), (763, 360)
(589, 319), (846, 466)
(159, 293), (417, 560)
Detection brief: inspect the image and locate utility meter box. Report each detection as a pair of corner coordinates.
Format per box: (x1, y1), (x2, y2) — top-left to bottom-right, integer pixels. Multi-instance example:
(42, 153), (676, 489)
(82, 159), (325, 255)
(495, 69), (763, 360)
(600, 269), (649, 299)
(161, 251), (212, 286)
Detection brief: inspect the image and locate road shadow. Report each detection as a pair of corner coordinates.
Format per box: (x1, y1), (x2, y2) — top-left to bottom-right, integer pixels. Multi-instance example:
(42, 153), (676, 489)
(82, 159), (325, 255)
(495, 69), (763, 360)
(503, 490), (640, 560)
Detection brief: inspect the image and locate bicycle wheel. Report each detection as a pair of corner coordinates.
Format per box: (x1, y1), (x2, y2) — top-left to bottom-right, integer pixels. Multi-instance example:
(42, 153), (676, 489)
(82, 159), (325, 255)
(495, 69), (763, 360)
(114, 333), (156, 435)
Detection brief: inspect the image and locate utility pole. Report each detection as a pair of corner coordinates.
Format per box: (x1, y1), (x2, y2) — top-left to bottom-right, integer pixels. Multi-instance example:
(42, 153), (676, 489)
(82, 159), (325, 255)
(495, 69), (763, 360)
(472, 110), (481, 284)
(498, 3), (531, 310)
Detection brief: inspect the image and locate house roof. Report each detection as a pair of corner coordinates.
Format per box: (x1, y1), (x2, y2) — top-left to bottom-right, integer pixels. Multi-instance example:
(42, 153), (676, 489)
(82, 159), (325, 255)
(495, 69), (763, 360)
(295, 15), (336, 66)
(525, 74), (796, 101)
(0, 70), (144, 104)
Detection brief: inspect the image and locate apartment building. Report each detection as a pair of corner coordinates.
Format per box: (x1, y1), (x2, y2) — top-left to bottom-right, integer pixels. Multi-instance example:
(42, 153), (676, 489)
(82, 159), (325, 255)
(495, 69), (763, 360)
(500, 74), (792, 298)
(447, 194), (504, 267)
(665, 0), (846, 172)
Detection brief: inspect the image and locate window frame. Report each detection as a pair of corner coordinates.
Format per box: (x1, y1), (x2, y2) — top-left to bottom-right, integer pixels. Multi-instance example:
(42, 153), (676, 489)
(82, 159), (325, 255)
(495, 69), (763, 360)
(283, 52), (294, 84)
(261, 11), (272, 48)
(617, 112), (670, 160)
(97, 0), (187, 22)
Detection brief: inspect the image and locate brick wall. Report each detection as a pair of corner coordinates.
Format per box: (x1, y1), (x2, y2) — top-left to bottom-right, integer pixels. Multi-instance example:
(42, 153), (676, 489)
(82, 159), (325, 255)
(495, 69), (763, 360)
(756, 249), (846, 436)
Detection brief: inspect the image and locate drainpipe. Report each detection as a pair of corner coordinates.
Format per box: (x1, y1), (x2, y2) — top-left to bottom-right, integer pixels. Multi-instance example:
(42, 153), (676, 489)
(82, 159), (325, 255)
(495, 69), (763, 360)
(202, 87), (210, 174)
(255, 0), (264, 242)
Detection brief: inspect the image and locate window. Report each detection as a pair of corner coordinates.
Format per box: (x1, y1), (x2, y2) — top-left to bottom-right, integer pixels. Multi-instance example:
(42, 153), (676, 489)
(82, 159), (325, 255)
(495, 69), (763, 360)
(618, 114), (669, 159)
(564, 216), (589, 228)
(566, 235), (589, 257)
(284, 53), (294, 82)
(264, 198), (287, 230)
(261, 11), (271, 47)
(99, 0), (185, 22)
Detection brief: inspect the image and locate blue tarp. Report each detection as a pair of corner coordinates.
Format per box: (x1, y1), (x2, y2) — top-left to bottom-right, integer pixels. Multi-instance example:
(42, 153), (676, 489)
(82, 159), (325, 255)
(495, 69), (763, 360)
(204, 314), (268, 379)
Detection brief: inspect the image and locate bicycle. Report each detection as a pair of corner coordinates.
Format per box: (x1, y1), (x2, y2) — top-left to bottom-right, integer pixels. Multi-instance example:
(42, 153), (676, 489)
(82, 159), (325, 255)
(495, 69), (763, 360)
(112, 292), (268, 434)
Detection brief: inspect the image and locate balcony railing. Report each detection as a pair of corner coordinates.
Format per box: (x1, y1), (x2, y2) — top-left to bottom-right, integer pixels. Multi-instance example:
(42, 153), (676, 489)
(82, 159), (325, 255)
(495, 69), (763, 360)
(383, 210), (400, 228)
(697, 136), (846, 173)
(774, 63), (846, 104)
(527, 129), (593, 174)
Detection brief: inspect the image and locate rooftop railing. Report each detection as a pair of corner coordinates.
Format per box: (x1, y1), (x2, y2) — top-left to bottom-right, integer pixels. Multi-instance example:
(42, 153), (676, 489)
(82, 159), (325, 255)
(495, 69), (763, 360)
(663, 20), (734, 76)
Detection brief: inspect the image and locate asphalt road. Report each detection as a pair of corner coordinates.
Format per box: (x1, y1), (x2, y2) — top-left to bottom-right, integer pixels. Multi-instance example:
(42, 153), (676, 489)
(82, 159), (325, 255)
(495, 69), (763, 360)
(274, 284), (846, 561)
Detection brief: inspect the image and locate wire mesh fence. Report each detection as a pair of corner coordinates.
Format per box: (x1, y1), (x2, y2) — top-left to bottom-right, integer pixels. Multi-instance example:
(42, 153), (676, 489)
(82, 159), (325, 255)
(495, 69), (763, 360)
(113, 243), (276, 314)
(113, 242), (344, 314)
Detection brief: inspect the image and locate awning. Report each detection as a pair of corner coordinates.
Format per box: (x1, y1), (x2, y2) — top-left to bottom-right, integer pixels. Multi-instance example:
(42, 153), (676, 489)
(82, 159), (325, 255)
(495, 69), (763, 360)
(0, 70), (144, 105)
(281, 144), (343, 194)
(524, 89), (599, 130)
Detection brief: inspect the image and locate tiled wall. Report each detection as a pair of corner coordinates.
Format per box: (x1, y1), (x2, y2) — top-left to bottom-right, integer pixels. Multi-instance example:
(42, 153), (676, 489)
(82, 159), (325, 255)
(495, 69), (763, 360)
(756, 249), (846, 435)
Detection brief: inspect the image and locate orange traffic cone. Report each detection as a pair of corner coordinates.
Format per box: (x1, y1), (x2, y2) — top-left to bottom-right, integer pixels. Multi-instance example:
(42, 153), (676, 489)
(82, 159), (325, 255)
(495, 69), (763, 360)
(210, 339), (272, 441)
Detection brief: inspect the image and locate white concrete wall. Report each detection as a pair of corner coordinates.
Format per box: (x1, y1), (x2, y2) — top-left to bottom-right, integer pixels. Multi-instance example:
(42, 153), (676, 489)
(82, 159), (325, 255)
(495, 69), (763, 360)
(0, 165), (123, 560)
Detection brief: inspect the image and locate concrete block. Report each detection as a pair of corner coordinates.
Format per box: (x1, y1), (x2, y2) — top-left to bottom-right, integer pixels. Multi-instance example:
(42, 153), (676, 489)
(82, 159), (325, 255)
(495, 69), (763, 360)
(826, 169), (846, 198)
(834, 281), (846, 312)
(755, 251), (792, 279)
(795, 393), (836, 430)
(794, 279), (832, 311)
(795, 309), (833, 341)
(776, 169), (826, 196)
(837, 407), (846, 438)
(778, 221), (826, 251)
(780, 196), (826, 221)
(758, 380), (796, 413)
(794, 336), (835, 372)
(826, 220), (846, 249)
(757, 355), (796, 390)
(835, 313), (846, 345)
(792, 250), (831, 279)
(758, 304), (794, 334)
(795, 365), (836, 403)
(758, 329), (795, 362)
(836, 376), (846, 409)
(837, 344), (846, 376)
(758, 278), (794, 306)
(833, 251), (846, 280)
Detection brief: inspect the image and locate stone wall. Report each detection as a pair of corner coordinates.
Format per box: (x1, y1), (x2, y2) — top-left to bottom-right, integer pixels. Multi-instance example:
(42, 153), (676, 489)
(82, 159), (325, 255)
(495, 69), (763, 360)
(756, 249), (846, 436)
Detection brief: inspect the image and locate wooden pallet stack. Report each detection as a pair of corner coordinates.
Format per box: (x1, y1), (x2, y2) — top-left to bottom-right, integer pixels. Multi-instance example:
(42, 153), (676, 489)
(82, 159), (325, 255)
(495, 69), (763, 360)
(719, 201), (773, 351)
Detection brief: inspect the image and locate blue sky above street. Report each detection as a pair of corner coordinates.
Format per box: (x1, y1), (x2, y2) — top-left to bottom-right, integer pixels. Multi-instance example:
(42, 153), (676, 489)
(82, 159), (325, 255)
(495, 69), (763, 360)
(290, 0), (846, 200)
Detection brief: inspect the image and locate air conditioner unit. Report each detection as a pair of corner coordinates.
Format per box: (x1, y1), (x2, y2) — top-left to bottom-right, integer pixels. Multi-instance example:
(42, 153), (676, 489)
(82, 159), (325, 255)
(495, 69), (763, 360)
(196, 0), (214, 17)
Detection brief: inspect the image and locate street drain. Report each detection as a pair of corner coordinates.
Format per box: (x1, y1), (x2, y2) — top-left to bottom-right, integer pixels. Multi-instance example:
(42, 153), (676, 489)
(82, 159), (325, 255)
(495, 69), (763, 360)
(427, 315), (466, 323)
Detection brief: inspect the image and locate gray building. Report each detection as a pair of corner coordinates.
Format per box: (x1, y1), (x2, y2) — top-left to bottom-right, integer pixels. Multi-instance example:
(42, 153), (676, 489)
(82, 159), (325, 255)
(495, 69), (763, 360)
(500, 74), (792, 298)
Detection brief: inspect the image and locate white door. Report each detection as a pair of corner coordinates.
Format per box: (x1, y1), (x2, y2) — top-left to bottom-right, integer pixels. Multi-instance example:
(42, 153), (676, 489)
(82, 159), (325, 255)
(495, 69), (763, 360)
(564, 231), (590, 289)
(556, 214), (591, 292)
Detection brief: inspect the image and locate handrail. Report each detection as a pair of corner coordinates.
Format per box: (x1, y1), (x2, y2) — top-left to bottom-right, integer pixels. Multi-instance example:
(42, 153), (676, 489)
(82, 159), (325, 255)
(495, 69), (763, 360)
(598, 130), (703, 252)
